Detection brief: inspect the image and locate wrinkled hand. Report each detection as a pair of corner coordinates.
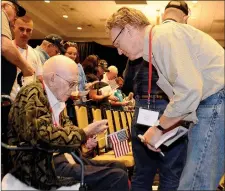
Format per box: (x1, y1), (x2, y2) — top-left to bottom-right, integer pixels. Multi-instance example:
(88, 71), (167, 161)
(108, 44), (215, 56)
(143, 126), (163, 152)
(83, 120), (108, 137)
(85, 137), (97, 149)
(22, 64), (35, 77)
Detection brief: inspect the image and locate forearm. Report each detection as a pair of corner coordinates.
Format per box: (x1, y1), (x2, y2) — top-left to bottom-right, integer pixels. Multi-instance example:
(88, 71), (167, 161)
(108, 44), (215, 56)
(1, 36), (28, 71)
(159, 114), (185, 129)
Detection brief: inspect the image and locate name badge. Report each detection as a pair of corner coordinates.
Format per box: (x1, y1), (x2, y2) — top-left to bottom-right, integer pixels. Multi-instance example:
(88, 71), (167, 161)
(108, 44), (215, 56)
(137, 108), (159, 126)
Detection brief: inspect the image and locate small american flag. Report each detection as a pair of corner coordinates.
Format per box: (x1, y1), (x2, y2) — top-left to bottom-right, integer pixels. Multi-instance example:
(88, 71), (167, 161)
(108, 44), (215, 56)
(108, 129), (131, 158)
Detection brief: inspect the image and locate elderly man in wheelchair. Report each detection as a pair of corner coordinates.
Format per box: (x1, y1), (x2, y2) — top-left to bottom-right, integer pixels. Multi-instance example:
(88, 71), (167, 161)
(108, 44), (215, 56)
(1, 55), (129, 191)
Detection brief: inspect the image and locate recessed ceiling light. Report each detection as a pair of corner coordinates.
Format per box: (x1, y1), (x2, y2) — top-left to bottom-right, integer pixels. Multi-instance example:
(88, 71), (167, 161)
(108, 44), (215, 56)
(63, 15), (68, 18)
(77, 27), (82, 30)
(192, 1), (198, 3)
(44, 0), (50, 3)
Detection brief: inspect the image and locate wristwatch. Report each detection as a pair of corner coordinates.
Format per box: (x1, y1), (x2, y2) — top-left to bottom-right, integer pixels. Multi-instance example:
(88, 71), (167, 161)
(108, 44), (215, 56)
(154, 120), (165, 131)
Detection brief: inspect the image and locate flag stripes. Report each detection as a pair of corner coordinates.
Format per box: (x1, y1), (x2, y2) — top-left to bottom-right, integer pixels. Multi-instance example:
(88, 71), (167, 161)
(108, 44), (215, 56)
(108, 129), (130, 158)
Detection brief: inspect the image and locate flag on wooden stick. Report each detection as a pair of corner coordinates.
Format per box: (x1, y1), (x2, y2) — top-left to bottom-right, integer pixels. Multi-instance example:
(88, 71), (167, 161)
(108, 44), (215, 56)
(108, 129), (130, 158)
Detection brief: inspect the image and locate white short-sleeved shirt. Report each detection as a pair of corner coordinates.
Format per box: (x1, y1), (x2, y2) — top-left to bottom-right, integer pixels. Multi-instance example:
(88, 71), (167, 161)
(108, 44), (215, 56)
(10, 43), (43, 100)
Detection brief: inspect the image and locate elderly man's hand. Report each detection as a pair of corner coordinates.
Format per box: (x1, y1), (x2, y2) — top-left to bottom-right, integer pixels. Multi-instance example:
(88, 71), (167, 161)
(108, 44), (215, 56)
(83, 120), (108, 137)
(85, 137), (97, 149)
(143, 126), (163, 152)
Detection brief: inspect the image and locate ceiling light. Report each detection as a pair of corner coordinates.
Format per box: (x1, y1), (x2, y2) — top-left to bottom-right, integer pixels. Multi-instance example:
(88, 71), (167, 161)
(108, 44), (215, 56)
(77, 27), (82, 30)
(44, 0), (50, 3)
(63, 15), (68, 18)
(192, 1), (198, 3)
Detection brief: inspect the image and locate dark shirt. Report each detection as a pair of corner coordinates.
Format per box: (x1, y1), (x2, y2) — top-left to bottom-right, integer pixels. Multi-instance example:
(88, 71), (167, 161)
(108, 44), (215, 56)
(1, 56), (17, 95)
(88, 81), (111, 109)
(123, 58), (165, 97)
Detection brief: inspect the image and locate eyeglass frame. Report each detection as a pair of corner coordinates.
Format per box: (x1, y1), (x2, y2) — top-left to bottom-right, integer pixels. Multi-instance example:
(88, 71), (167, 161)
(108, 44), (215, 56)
(55, 73), (78, 89)
(112, 27), (124, 46)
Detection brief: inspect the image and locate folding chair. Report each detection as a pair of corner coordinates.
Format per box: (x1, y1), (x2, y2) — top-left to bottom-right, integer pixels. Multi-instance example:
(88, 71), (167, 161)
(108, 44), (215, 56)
(75, 106), (89, 129)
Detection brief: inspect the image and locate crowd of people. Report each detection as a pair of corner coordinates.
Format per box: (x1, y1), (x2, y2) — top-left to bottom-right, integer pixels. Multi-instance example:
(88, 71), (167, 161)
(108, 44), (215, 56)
(1, 0), (224, 191)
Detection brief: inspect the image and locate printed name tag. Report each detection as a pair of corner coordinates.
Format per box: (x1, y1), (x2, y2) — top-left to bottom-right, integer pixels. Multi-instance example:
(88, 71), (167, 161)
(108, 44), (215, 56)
(137, 108), (159, 126)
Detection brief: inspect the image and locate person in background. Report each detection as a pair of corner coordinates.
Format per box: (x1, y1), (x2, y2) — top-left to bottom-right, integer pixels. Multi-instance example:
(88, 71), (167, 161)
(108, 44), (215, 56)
(10, 15), (43, 101)
(82, 55), (113, 109)
(1, 0), (34, 95)
(102, 65), (118, 91)
(63, 41), (87, 125)
(106, 5), (224, 191)
(123, 92), (135, 111)
(34, 34), (65, 64)
(64, 41), (87, 92)
(111, 76), (129, 111)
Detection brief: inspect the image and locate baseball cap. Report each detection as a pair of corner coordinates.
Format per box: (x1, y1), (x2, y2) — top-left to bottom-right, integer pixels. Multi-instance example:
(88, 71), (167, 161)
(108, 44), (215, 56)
(165, 1), (189, 16)
(98, 59), (109, 72)
(9, 0), (26, 17)
(44, 34), (66, 54)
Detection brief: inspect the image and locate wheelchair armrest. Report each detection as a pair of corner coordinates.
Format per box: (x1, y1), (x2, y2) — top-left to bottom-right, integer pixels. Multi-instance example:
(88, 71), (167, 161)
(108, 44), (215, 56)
(1, 142), (81, 153)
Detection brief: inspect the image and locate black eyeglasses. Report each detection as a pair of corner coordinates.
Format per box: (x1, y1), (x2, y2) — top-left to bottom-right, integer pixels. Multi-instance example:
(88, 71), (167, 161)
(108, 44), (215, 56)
(55, 74), (78, 89)
(112, 28), (124, 45)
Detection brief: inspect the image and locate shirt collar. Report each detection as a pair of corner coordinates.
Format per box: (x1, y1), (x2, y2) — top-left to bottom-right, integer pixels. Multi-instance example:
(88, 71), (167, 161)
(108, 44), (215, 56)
(36, 46), (50, 61)
(162, 19), (177, 24)
(43, 80), (62, 109)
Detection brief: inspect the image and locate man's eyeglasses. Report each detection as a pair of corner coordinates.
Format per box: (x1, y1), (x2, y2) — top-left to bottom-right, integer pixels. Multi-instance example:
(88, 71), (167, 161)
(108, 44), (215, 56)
(113, 28), (124, 45)
(55, 74), (78, 89)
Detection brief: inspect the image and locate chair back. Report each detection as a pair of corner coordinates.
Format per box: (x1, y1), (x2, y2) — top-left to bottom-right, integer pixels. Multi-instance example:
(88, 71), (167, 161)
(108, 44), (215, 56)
(75, 106), (89, 128)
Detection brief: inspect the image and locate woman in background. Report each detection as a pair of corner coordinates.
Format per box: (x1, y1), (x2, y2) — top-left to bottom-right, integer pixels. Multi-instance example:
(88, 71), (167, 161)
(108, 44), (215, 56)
(64, 41), (87, 91)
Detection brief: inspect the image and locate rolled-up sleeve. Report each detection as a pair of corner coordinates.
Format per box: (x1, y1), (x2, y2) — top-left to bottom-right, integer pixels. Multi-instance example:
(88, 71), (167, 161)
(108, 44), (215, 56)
(154, 28), (203, 118)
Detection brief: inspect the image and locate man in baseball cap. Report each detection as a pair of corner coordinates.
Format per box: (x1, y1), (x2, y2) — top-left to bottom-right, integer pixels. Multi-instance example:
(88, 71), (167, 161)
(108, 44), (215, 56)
(44, 34), (66, 54)
(34, 34), (65, 64)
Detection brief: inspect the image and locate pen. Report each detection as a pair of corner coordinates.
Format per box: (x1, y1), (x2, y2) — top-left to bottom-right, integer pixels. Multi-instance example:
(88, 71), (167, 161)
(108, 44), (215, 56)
(160, 152), (165, 157)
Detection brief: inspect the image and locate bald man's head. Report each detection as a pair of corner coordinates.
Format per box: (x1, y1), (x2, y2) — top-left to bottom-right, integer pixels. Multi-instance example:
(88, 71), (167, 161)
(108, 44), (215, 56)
(43, 55), (78, 102)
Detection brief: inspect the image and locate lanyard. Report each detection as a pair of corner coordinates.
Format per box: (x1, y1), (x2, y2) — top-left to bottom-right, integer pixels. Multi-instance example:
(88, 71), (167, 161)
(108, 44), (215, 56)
(147, 25), (155, 108)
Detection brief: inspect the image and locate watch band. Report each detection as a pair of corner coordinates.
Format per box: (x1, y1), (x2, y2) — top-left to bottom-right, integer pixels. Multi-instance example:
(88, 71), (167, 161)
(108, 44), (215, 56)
(154, 120), (165, 131)
(156, 125), (165, 131)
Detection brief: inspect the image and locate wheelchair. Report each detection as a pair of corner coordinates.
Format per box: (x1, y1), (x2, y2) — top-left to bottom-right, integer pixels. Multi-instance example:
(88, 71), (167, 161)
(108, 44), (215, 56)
(1, 95), (87, 191)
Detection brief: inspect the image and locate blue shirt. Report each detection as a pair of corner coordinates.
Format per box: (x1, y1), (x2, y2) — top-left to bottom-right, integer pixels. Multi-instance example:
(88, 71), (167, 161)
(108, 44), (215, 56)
(34, 46), (50, 65)
(77, 63), (87, 91)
